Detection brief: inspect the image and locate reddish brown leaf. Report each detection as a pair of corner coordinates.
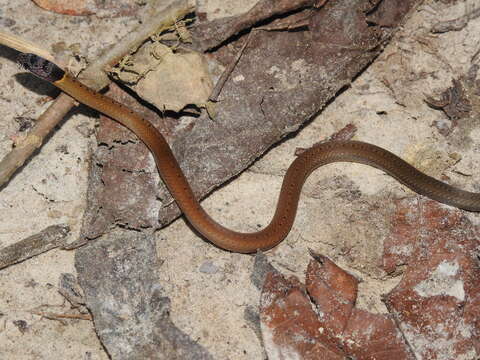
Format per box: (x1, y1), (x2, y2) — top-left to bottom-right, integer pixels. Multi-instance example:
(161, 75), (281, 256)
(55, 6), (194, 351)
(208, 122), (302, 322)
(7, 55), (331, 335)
(260, 254), (414, 359)
(32, 0), (142, 17)
(383, 200), (480, 359)
(305, 254), (357, 339)
(343, 309), (414, 360)
(260, 270), (346, 359)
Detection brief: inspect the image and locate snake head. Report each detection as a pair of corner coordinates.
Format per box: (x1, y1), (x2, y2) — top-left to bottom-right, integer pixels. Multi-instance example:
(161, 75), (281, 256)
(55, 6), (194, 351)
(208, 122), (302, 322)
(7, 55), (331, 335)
(17, 53), (65, 82)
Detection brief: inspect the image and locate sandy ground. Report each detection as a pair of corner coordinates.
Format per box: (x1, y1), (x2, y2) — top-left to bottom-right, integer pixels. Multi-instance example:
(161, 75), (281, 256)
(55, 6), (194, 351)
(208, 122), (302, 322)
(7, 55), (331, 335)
(1, 0), (479, 359)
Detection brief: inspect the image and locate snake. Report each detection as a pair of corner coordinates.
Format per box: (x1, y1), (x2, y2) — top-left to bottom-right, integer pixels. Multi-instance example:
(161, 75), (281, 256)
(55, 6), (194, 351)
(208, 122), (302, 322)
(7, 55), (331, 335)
(17, 52), (480, 253)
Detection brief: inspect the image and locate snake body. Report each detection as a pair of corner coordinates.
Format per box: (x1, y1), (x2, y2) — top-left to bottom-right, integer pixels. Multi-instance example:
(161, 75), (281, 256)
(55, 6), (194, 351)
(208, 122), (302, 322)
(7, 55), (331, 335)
(18, 53), (480, 253)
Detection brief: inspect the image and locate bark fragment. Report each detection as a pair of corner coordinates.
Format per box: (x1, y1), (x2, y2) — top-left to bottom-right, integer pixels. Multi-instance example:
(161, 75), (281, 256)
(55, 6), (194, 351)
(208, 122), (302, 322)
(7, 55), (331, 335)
(75, 231), (213, 360)
(0, 224), (70, 270)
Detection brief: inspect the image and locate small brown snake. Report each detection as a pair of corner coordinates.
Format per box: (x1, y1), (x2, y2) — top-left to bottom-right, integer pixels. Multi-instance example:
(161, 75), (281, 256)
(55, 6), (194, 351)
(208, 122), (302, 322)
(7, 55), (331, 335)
(18, 53), (480, 253)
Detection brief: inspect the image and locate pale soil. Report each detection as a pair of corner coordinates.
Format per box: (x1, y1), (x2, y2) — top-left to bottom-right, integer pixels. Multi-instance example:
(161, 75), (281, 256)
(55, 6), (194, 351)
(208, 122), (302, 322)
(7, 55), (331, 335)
(0, 0), (479, 359)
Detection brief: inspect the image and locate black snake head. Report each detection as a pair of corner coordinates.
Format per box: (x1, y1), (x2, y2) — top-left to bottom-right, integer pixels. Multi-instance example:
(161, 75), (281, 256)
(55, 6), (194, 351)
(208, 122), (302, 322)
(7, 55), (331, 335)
(17, 53), (65, 82)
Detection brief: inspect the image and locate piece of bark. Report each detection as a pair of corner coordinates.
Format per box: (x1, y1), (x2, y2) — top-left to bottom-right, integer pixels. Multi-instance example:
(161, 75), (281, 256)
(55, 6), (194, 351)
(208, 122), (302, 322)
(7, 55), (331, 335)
(0, 224), (70, 270)
(79, 0), (422, 244)
(75, 231), (213, 359)
(78, 83), (169, 239)
(251, 251), (277, 289)
(193, 0), (324, 51)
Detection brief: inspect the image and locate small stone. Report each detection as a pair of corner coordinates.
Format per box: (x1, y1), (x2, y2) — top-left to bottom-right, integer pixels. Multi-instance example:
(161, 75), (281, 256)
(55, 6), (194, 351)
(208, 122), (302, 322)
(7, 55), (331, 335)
(199, 261), (218, 274)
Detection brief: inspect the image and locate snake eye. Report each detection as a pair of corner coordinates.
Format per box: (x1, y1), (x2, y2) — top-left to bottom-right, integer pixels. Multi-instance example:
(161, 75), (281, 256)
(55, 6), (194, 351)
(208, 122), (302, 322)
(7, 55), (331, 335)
(17, 53), (65, 82)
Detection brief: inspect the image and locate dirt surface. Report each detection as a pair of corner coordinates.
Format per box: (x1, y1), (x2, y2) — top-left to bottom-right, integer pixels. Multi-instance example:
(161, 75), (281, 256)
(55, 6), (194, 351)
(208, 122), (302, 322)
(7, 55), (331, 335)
(1, 0), (479, 359)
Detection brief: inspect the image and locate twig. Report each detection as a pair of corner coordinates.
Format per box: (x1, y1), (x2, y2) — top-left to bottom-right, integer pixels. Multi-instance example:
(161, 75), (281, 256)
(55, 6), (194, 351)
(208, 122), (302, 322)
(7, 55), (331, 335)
(30, 310), (92, 322)
(256, 9), (313, 32)
(195, 0), (322, 51)
(0, 94), (77, 188)
(0, 31), (55, 63)
(0, 224), (70, 270)
(207, 5), (314, 104)
(209, 9), (311, 104)
(0, 0), (194, 188)
(209, 31), (254, 102)
(257, 18), (310, 31)
(472, 47), (480, 63)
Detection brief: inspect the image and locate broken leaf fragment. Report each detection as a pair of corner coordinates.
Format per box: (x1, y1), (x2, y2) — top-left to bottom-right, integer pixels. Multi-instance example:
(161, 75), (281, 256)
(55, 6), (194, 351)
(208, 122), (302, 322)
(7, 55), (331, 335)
(113, 42), (213, 112)
(259, 254), (414, 359)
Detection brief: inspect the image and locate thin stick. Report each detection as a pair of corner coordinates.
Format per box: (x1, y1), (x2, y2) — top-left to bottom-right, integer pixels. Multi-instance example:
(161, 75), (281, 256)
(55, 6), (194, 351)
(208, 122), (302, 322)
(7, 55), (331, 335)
(0, 224), (70, 270)
(0, 31), (55, 63)
(30, 310), (92, 321)
(209, 31), (253, 102)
